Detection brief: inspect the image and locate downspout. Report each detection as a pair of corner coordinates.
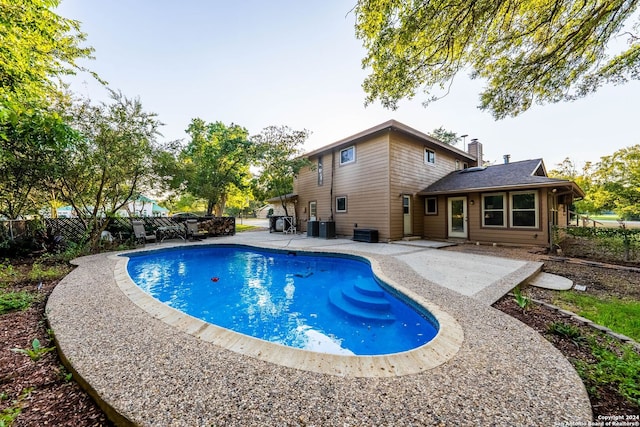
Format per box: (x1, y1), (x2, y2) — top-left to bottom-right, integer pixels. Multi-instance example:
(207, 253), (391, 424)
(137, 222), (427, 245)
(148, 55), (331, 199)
(330, 150), (335, 221)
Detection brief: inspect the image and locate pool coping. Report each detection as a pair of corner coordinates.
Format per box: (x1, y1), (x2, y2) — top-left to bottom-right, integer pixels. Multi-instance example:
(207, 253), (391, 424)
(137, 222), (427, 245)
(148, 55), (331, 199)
(46, 235), (593, 426)
(114, 244), (464, 378)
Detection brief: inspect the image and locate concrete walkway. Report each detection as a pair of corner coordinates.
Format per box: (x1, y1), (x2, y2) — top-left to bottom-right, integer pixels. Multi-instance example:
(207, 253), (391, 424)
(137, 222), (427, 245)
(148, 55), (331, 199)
(47, 231), (592, 426)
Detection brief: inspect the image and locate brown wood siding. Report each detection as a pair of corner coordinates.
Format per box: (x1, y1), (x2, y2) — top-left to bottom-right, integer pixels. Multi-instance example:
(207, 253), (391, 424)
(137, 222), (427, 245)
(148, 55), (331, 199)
(389, 133), (463, 240)
(423, 196), (447, 239)
(332, 135), (390, 239)
(467, 189), (550, 246)
(293, 134), (391, 240)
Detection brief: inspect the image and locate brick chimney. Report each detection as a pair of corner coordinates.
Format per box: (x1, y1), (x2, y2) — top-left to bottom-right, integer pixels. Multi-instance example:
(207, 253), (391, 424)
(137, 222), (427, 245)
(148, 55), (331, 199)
(467, 139), (483, 166)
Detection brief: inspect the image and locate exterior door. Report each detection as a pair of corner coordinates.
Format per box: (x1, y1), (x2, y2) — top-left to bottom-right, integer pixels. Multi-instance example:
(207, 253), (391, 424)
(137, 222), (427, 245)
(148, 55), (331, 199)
(309, 201), (317, 221)
(403, 195), (412, 235)
(448, 197), (468, 239)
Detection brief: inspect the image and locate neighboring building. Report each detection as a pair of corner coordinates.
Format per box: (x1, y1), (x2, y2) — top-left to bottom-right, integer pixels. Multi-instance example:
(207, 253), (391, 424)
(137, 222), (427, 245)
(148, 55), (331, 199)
(292, 120), (583, 245)
(126, 195), (169, 217)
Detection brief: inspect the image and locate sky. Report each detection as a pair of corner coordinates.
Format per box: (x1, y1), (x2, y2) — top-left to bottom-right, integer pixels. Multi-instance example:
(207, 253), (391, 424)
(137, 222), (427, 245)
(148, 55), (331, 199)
(55, 1), (640, 169)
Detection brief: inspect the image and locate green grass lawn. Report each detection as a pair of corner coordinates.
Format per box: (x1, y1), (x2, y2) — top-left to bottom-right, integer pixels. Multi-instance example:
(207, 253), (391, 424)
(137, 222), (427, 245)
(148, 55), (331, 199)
(235, 224), (258, 232)
(553, 292), (640, 341)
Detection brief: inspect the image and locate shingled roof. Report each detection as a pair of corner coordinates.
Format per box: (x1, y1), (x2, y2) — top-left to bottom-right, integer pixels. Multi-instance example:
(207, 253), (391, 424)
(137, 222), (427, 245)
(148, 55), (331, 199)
(418, 159), (584, 196)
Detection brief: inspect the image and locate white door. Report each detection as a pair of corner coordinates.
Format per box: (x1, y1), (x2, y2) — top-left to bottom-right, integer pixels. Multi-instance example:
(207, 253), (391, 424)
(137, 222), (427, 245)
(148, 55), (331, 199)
(309, 201), (317, 221)
(403, 195), (412, 235)
(448, 197), (468, 239)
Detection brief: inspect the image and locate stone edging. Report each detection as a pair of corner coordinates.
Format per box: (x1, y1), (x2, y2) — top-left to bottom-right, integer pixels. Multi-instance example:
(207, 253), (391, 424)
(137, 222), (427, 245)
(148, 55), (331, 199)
(509, 293), (640, 352)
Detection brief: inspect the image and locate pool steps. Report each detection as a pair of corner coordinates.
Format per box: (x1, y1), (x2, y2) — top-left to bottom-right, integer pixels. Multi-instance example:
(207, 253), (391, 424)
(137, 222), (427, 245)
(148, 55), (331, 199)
(328, 282), (396, 323)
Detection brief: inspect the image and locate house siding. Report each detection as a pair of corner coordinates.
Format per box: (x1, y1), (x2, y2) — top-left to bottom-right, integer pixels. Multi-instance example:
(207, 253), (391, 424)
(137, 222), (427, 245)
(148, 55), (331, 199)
(422, 189), (552, 245)
(423, 196), (447, 239)
(294, 134), (392, 240)
(467, 190), (550, 245)
(388, 133), (464, 240)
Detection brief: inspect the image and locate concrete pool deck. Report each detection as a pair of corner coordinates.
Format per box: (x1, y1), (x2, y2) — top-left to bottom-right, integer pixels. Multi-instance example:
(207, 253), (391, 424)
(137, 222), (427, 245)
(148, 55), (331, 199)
(47, 232), (592, 426)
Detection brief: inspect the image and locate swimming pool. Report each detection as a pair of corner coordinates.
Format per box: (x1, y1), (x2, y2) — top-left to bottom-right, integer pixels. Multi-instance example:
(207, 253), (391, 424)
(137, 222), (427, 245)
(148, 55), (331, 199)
(125, 245), (439, 356)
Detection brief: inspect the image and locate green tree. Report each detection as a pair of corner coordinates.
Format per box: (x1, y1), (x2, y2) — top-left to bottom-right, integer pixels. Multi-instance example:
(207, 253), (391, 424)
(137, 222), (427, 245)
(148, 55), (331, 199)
(591, 145), (640, 220)
(549, 157), (597, 215)
(428, 126), (460, 145)
(354, 0), (640, 119)
(0, 0), (95, 103)
(253, 126), (311, 217)
(56, 92), (162, 248)
(0, 106), (78, 218)
(181, 120), (253, 216)
(0, 0), (95, 219)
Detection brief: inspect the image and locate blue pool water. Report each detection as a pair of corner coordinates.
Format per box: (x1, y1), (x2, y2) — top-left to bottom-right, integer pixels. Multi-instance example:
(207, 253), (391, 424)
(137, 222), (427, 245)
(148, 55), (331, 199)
(125, 245), (438, 355)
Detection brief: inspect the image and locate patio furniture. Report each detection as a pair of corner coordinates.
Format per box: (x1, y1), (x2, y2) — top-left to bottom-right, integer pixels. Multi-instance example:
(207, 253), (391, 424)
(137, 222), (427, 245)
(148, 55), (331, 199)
(132, 220), (157, 245)
(156, 224), (186, 243)
(186, 219), (207, 241)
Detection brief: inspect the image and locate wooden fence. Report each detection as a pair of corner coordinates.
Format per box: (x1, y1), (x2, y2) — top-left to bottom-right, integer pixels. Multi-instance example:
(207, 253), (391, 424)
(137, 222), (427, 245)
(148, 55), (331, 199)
(1, 217), (236, 246)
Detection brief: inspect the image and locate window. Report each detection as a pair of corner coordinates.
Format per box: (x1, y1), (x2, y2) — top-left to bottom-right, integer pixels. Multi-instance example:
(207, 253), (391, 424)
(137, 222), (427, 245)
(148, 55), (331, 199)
(317, 156), (323, 186)
(511, 191), (538, 228)
(455, 160), (460, 170)
(425, 197), (437, 215)
(336, 196), (347, 213)
(340, 146), (355, 165)
(424, 149), (435, 164)
(463, 162), (469, 169)
(482, 193), (506, 227)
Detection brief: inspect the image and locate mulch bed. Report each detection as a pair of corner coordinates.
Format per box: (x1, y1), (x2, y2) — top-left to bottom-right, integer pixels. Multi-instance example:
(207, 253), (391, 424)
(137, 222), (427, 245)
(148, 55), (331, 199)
(494, 296), (640, 417)
(0, 268), (111, 426)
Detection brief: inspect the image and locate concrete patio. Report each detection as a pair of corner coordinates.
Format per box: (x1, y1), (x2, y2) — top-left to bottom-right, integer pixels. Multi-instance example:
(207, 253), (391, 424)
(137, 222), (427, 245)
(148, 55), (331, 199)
(46, 231), (592, 426)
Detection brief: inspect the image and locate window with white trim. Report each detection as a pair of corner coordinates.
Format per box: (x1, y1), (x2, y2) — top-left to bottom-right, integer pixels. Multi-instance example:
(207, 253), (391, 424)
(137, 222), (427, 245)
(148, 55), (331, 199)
(482, 193), (506, 227)
(424, 148), (435, 164)
(336, 196), (347, 213)
(511, 191), (538, 228)
(340, 146), (355, 165)
(425, 197), (437, 215)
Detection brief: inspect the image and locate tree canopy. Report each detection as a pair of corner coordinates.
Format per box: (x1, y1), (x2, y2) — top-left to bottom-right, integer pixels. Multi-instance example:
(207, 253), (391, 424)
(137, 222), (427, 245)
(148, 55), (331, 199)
(591, 145), (640, 220)
(0, 0), (95, 219)
(550, 147), (640, 220)
(56, 92), (162, 247)
(354, 0), (640, 119)
(252, 126), (311, 216)
(428, 126), (460, 145)
(0, 0), (94, 104)
(180, 120), (253, 216)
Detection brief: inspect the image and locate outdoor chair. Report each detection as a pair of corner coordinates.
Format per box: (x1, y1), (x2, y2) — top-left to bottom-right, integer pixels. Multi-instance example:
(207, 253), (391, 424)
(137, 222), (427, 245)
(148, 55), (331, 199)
(186, 219), (207, 241)
(132, 220), (156, 245)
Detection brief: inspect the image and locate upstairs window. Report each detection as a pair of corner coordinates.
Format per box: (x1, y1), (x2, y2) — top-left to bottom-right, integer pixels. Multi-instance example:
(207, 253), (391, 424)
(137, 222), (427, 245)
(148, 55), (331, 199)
(424, 149), (435, 164)
(317, 156), (323, 186)
(340, 146), (355, 165)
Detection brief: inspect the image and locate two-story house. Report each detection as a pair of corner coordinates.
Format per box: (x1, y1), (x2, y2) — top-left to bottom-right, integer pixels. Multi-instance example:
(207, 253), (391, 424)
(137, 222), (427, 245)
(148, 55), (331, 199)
(292, 120), (583, 245)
